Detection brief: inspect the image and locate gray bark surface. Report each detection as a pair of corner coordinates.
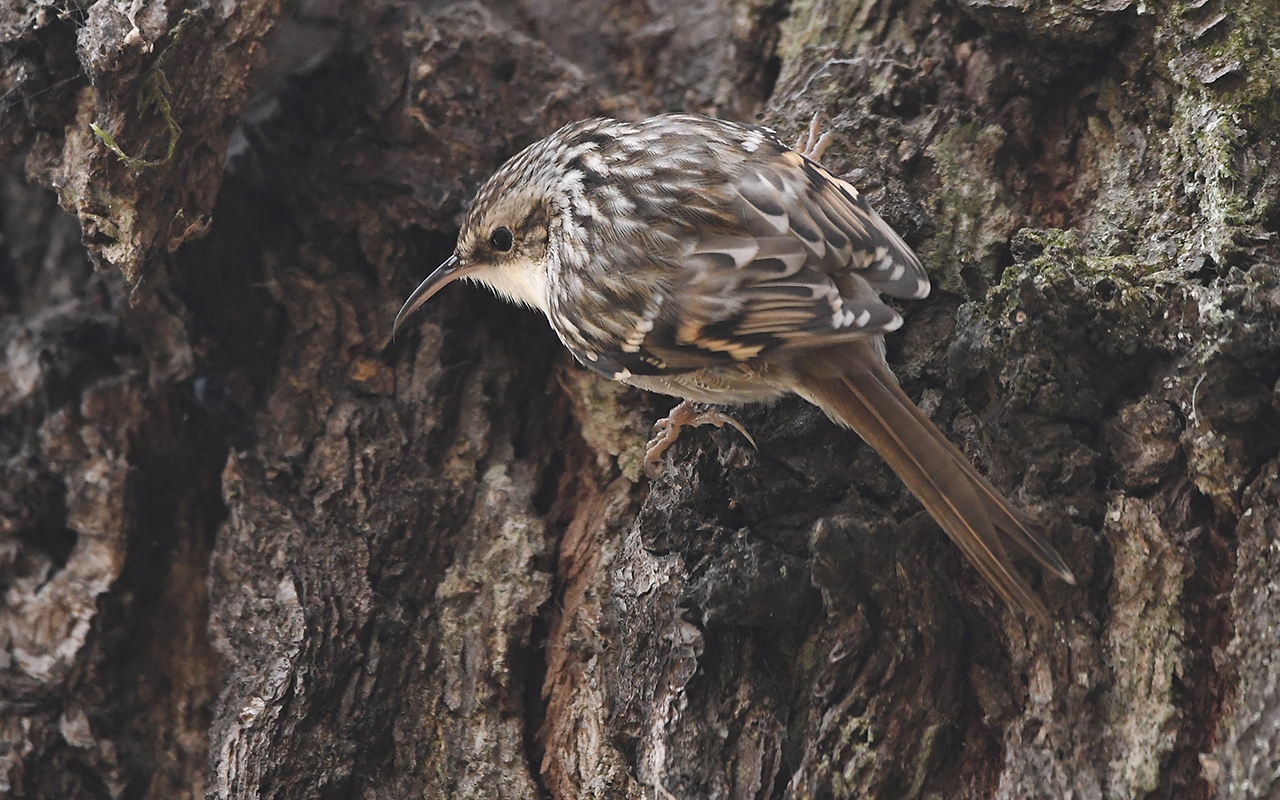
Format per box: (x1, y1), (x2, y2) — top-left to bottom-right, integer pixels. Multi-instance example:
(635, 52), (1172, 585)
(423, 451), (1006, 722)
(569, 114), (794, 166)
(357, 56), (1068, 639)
(1, 0), (1278, 798)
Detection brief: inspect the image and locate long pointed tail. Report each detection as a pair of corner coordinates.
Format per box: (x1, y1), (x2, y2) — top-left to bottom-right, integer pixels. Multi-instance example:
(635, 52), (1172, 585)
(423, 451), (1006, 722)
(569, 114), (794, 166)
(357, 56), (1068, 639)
(794, 346), (1075, 621)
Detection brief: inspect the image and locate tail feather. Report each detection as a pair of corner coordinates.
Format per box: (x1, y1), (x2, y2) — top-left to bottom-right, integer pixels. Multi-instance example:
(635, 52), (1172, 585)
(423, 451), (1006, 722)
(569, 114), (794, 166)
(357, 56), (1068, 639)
(874, 375), (1077, 586)
(795, 346), (1074, 621)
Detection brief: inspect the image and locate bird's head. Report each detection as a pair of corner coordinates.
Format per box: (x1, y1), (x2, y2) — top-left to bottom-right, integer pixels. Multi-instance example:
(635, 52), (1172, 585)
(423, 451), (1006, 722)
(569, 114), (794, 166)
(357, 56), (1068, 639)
(393, 136), (583, 337)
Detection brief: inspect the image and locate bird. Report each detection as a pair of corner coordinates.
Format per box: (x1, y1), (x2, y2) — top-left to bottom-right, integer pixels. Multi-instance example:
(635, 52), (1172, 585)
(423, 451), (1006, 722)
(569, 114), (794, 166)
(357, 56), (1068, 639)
(393, 113), (1075, 620)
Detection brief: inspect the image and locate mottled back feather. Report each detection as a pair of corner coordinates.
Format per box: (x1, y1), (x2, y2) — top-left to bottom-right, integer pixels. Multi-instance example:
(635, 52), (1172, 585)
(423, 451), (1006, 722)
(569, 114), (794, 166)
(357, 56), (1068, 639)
(468, 115), (929, 380)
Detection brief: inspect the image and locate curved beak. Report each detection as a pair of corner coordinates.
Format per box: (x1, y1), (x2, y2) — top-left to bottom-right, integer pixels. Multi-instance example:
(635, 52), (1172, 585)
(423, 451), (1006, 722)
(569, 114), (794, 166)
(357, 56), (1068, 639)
(393, 254), (468, 338)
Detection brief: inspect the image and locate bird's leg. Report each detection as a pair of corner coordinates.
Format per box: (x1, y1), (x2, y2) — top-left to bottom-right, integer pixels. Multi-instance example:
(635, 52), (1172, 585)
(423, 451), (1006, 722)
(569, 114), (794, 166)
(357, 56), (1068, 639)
(795, 112), (834, 162)
(644, 400), (757, 478)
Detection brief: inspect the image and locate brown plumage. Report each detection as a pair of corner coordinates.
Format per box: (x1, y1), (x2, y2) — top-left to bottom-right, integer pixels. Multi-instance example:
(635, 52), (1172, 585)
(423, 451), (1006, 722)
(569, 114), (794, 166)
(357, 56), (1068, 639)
(395, 114), (1075, 620)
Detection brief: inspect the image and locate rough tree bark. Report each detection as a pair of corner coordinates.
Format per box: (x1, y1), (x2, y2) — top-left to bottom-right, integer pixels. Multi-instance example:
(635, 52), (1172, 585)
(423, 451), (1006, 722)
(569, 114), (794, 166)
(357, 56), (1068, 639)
(1, 0), (1278, 797)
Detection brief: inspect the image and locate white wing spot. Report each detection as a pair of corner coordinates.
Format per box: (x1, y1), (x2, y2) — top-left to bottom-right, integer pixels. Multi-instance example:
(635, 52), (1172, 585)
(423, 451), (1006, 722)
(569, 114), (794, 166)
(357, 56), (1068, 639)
(621, 315), (654, 353)
(572, 193), (599, 221)
(695, 239), (760, 268)
(614, 164), (652, 180)
(831, 300), (854, 328)
(760, 211), (789, 235)
(599, 185), (635, 215)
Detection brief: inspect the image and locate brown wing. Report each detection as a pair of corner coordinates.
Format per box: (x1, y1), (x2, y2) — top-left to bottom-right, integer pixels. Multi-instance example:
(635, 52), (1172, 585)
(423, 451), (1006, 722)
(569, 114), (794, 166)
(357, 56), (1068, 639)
(548, 118), (928, 379)
(679, 146), (926, 340)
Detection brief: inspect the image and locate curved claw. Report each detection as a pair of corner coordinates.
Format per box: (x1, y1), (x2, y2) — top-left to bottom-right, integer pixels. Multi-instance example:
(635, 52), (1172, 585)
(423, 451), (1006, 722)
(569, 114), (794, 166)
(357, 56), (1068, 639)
(643, 401), (756, 478)
(794, 112), (834, 162)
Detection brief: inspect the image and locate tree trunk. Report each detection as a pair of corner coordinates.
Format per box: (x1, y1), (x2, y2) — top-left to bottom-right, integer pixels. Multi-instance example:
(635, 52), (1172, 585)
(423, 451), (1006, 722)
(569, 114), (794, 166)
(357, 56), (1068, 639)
(1, 0), (1278, 797)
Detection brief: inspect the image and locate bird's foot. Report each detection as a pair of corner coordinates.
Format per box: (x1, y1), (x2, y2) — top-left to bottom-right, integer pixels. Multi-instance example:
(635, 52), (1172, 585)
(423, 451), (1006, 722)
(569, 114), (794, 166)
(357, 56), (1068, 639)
(794, 112), (834, 162)
(644, 401), (757, 478)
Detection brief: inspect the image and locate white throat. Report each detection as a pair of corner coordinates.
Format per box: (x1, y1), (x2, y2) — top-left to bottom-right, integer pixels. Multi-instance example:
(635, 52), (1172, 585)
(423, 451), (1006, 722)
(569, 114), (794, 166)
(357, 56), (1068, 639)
(469, 258), (550, 313)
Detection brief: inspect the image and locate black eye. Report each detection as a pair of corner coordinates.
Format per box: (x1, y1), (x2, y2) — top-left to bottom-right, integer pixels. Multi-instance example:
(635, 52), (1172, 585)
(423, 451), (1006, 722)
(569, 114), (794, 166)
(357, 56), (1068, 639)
(489, 226), (514, 252)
